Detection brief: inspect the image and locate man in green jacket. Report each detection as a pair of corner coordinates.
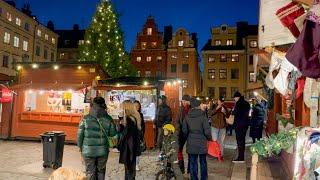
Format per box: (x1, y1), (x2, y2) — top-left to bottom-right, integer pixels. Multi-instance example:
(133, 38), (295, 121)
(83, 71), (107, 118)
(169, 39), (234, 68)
(77, 97), (117, 180)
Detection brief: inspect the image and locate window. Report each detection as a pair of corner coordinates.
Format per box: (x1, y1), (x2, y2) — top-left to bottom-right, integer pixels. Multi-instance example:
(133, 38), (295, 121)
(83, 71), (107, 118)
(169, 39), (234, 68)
(64, 40), (70, 46)
(232, 54), (239, 62)
(208, 69), (215, 79)
(249, 55), (254, 65)
(145, 71), (151, 77)
(231, 87), (239, 98)
(178, 41), (184, 47)
(23, 41), (28, 51)
(184, 52), (189, 58)
(147, 28), (152, 35)
(52, 38), (56, 44)
(208, 56), (215, 63)
(137, 71), (141, 77)
(45, 34), (49, 41)
(136, 56), (141, 62)
(215, 40), (221, 46)
(2, 55), (9, 68)
(141, 42), (147, 49)
(182, 64), (189, 73)
(51, 53), (55, 61)
(16, 18), (21, 26)
(6, 12), (12, 21)
(146, 56), (152, 62)
(151, 42), (157, 48)
(59, 53), (65, 59)
(220, 54), (227, 62)
(182, 80), (188, 88)
(208, 87), (215, 98)
(78, 40), (85, 45)
(171, 54), (177, 59)
(13, 36), (19, 47)
(219, 87), (227, 98)
(219, 69), (227, 79)
(156, 71), (162, 78)
(3, 32), (10, 44)
(231, 69), (239, 79)
(36, 46), (40, 56)
(44, 49), (48, 59)
(250, 40), (258, 48)
(157, 56), (162, 62)
(24, 23), (29, 31)
(226, 39), (233, 46)
(249, 72), (255, 82)
(37, 29), (41, 37)
(22, 54), (29, 62)
(171, 64), (177, 73)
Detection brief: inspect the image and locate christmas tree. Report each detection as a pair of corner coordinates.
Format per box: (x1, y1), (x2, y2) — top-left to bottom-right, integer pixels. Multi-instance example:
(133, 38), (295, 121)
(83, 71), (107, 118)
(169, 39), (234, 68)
(80, 0), (136, 78)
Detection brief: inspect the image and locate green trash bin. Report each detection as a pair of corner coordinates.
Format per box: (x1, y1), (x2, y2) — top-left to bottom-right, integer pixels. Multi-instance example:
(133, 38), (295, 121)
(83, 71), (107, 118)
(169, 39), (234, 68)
(40, 131), (66, 169)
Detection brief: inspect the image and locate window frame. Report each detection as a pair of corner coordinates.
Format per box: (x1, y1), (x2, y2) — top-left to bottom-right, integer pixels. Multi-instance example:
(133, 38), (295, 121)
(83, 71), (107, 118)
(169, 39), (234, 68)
(231, 68), (239, 79)
(145, 71), (151, 77)
(220, 54), (227, 62)
(215, 40), (221, 46)
(6, 12), (12, 22)
(136, 56), (142, 62)
(231, 54), (239, 62)
(219, 87), (227, 98)
(226, 39), (233, 46)
(208, 69), (215, 79)
(170, 64), (177, 73)
(182, 64), (189, 73)
(15, 17), (21, 26)
(249, 71), (255, 82)
(36, 45), (41, 56)
(141, 42), (147, 49)
(146, 56), (152, 62)
(147, 28), (152, 35)
(37, 29), (42, 37)
(178, 40), (184, 47)
(23, 41), (28, 51)
(13, 36), (19, 47)
(4, 32), (10, 44)
(250, 40), (258, 48)
(219, 69), (227, 79)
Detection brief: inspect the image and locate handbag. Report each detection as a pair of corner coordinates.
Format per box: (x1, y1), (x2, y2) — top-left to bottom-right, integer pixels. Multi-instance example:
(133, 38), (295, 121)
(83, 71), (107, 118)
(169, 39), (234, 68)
(138, 131), (146, 153)
(208, 140), (222, 162)
(96, 118), (118, 148)
(226, 115), (235, 125)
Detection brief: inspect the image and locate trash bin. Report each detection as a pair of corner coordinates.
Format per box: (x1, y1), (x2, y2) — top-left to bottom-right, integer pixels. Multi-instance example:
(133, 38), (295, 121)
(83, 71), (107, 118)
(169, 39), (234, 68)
(40, 131), (66, 169)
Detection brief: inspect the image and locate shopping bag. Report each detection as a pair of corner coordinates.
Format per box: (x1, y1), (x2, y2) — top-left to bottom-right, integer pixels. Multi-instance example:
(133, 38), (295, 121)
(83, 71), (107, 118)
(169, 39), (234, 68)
(226, 115), (234, 125)
(207, 140), (222, 162)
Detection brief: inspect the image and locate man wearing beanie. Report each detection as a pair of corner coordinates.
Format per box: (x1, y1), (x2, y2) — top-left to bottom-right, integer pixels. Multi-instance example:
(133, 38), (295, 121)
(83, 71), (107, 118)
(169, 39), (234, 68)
(175, 94), (191, 173)
(231, 91), (250, 163)
(183, 97), (212, 179)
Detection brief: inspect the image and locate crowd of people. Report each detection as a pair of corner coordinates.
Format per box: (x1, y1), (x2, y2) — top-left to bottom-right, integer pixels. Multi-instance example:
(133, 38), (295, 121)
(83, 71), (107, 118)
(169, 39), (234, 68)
(76, 91), (266, 180)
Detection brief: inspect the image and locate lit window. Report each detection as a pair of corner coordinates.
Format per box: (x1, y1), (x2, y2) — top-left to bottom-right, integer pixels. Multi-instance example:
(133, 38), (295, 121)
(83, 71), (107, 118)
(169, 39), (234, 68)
(178, 41), (184, 47)
(52, 38), (56, 44)
(151, 42), (157, 48)
(146, 56), (152, 62)
(37, 29), (41, 37)
(136, 56), (141, 62)
(185, 52), (189, 58)
(171, 54), (177, 59)
(219, 69), (227, 79)
(231, 69), (239, 79)
(182, 80), (188, 88)
(145, 71), (151, 77)
(6, 12), (12, 21)
(23, 41), (28, 51)
(231, 54), (239, 62)
(59, 53), (65, 59)
(226, 39), (233, 46)
(249, 72), (255, 82)
(137, 71), (141, 77)
(45, 34), (49, 40)
(250, 40), (258, 48)
(78, 40), (85, 45)
(215, 40), (221, 46)
(13, 36), (19, 47)
(141, 42), (147, 49)
(208, 69), (215, 79)
(220, 54), (227, 62)
(157, 56), (162, 62)
(16, 18), (21, 26)
(208, 56), (215, 62)
(4, 32), (10, 44)
(147, 28), (152, 35)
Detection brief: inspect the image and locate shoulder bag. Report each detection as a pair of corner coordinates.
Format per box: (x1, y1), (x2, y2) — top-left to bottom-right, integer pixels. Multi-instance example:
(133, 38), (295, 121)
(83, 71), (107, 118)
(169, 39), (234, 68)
(96, 118), (118, 148)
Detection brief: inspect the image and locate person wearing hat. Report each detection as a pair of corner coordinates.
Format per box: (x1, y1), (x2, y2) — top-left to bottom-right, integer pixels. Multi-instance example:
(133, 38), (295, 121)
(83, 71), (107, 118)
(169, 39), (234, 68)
(182, 97), (212, 180)
(249, 98), (265, 144)
(231, 91), (250, 163)
(161, 124), (183, 180)
(77, 97), (117, 180)
(154, 95), (172, 150)
(175, 94), (191, 174)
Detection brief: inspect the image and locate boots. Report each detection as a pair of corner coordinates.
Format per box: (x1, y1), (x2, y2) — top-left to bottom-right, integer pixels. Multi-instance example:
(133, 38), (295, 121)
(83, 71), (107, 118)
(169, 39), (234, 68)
(178, 160), (185, 174)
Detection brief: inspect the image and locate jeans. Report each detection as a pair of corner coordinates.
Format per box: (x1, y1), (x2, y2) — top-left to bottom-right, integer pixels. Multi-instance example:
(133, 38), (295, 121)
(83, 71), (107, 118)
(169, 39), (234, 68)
(211, 127), (226, 156)
(125, 162), (136, 180)
(83, 155), (108, 180)
(189, 154), (208, 180)
(157, 127), (164, 150)
(235, 126), (248, 160)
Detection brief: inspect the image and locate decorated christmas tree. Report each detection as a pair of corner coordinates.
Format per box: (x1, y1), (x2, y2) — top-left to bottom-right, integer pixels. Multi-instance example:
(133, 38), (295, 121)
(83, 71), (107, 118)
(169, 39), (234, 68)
(80, 0), (136, 78)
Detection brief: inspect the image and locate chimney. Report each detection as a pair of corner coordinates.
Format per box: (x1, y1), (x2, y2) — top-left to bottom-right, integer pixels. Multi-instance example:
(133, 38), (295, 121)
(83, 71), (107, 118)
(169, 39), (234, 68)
(21, 3), (32, 17)
(163, 25), (173, 48)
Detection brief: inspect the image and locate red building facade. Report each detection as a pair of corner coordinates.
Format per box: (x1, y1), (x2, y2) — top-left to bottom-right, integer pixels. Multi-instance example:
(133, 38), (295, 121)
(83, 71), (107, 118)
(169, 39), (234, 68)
(131, 16), (167, 78)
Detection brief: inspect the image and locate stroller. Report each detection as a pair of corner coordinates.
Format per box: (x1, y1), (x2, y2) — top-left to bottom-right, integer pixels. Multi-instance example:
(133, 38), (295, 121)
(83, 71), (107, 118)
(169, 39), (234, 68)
(155, 153), (176, 180)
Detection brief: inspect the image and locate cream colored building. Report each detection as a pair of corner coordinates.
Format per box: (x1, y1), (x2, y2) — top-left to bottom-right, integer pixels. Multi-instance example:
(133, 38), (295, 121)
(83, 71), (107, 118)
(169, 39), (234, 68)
(0, 1), (58, 79)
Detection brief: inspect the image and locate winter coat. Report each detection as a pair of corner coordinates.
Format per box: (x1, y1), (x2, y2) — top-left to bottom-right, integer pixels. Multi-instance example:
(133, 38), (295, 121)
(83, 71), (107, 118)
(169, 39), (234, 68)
(175, 106), (190, 149)
(233, 96), (251, 128)
(182, 108), (212, 155)
(77, 113), (117, 158)
(208, 105), (227, 129)
(119, 116), (140, 165)
(162, 133), (179, 163)
(155, 103), (172, 128)
(139, 112), (145, 135)
(250, 103), (265, 139)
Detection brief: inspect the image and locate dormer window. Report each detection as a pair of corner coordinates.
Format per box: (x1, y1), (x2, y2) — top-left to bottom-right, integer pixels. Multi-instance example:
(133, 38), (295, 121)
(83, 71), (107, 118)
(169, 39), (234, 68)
(147, 28), (152, 35)
(178, 41), (184, 47)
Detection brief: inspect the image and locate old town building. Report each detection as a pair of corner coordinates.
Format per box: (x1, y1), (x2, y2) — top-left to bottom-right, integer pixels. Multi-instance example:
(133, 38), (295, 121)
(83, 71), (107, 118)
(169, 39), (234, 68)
(0, 1), (58, 80)
(202, 22), (258, 100)
(130, 16), (167, 78)
(167, 28), (200, 96)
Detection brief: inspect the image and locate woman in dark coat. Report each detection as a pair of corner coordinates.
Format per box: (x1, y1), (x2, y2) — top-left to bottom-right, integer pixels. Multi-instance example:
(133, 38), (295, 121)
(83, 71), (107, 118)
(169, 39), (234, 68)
(250, 99), (265, 143)
(119, 100), (142, 180)
(134, 100), (145, 171)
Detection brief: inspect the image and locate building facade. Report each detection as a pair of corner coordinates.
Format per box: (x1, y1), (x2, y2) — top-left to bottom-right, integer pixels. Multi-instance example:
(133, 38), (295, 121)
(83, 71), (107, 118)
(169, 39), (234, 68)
(130, 16), (167, 78)
(55, 24), (85, 61)
(0, 1), (58, 79)
(167, 28), (200, 96)
(202, 22), (258, 100)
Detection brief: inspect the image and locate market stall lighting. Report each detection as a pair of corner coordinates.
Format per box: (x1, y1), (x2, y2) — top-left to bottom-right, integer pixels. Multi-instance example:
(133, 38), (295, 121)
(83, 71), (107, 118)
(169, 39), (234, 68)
(206, 97), (209, 100)
(28, 90), (33, 94)
(53, 65), (59, 70)
(32, 64), (39, 69)
(17, 65), (22, 70)
(68, 89), (73, 93)
(39, 90), (44, 95)
(116, 83), (121, 87)
(166, 82), (172, 86)
(177, 80), (182, 84)
(77, 66), (82, 70)
(96, 76), (101, 80)
(58, 91), (63, 95)
(196, 97), (201, 100)
(143, 81), (149, 86)
(173, 81), (177, 85)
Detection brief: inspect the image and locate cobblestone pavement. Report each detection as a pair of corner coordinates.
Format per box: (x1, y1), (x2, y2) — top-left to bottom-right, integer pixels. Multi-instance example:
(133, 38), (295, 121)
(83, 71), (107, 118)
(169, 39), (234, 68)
(0, 139), (239, 180)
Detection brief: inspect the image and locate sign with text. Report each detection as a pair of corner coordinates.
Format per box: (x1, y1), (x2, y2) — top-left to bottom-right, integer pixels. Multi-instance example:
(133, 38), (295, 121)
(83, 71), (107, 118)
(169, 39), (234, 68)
(0, 88), (13, 103)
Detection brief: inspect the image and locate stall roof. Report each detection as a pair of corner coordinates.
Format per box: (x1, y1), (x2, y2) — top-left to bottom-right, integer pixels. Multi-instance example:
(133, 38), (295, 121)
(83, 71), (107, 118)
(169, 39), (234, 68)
(11, 82), (88, 91)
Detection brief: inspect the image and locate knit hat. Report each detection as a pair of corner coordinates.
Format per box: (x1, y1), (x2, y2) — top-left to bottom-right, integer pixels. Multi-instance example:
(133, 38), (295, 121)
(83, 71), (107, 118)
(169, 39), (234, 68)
(182, 94), (191, 101)
(233, 91), (242, 98)
(92, 96), (107, 109)
(190, 97), (201, 108)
